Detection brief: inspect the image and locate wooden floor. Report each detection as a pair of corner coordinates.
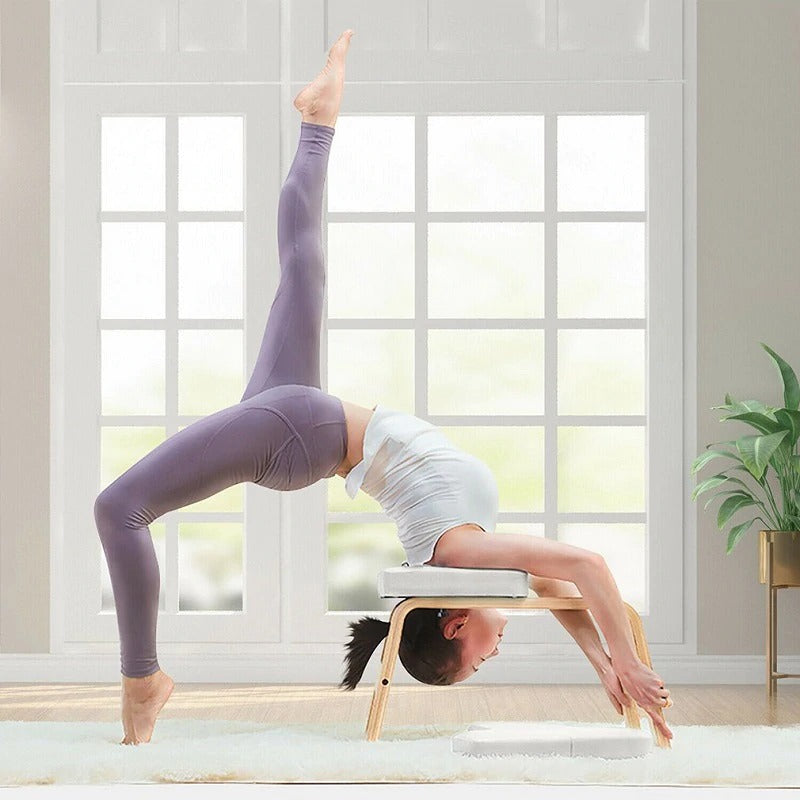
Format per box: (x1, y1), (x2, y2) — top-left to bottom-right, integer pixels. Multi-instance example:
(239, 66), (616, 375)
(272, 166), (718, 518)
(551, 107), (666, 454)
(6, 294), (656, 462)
(1, 683), (799, 728)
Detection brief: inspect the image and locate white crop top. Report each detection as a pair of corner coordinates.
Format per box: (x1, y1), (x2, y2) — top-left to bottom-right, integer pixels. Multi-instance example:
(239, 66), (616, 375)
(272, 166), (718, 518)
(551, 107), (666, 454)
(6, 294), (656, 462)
(345, 405), (499, 566)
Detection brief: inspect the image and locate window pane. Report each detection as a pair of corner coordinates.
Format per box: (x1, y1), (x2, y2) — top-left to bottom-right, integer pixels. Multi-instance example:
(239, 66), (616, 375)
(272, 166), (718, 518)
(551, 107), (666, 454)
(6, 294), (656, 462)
(327, 222), (415, 319)
(100, 426), (165, 489)
(557, 222), (645, 318)
(429, 223), (545, 319)
(327, 522), (405, 612)
(178, 222), (243, 319)
(558, 523), (646, 610)
(178, 116), (244, 211)
(178, 522), (243, 611)
(495, 523), (545, 536)
(102, 330), (165, 415)
(557, 115), (645, 211)
(101, 116), (165, 211)
(429, 115), (544, 212)
(558, 0), (649, 52)
(558, 329), (645, 415)
(429, 1), (546, 51)
(557, 426), (645, 512)
(178, 330), (243, 416)
(327, 329), (415, 411)
(101, 222), (165, 319)
(440, 425), (544, 512)
(327, 116), (415, 212)
(428, 330), (544, 415)
(99, 0), (167, 53)
(179, 0), (246, 52)
(101, 522), (165, 612)
(327, 473), (382, 514)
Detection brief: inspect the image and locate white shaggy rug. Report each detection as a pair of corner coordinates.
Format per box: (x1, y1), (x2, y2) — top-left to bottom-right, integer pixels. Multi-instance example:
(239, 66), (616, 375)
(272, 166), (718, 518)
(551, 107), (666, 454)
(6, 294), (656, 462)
(0, 718), (798, 787)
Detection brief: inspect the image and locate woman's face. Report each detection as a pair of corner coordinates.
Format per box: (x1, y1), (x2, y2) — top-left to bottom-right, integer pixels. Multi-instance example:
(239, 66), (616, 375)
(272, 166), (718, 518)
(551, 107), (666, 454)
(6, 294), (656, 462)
(438, 607), (508, 683)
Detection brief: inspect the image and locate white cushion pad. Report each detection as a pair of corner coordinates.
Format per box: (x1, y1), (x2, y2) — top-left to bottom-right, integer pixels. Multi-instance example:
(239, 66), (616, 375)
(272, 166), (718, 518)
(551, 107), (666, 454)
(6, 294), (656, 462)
(452, 721), (653, 759)
(377, 565), (529, 598)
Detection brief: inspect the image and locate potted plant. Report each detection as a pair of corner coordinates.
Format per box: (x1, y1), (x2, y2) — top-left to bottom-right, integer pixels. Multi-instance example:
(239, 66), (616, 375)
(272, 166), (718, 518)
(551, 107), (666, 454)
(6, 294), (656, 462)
(691, 342), (800, 585)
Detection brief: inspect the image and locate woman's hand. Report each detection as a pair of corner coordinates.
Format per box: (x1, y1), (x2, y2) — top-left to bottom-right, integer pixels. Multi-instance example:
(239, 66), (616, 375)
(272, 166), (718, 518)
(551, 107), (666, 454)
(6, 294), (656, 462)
(613, 658), (670, 707)
(613, 658), (674, 741)
(595, 657), (629, 716)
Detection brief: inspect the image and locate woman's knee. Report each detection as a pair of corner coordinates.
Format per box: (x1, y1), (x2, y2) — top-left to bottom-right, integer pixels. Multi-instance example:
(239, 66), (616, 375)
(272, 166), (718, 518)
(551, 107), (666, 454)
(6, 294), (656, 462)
(94, 484), (141, 535)
(94, 487), (119, 533)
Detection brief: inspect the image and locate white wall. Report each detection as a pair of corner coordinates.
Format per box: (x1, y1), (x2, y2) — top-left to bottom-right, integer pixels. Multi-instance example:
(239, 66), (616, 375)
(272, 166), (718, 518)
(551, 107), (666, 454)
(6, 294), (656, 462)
(0, 0), (51, 653)
(696, 0), (800, 654)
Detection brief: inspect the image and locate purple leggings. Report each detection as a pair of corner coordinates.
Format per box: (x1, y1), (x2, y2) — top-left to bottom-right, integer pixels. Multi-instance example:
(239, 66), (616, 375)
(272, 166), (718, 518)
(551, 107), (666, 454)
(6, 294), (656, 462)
(93, 122), (348, 678)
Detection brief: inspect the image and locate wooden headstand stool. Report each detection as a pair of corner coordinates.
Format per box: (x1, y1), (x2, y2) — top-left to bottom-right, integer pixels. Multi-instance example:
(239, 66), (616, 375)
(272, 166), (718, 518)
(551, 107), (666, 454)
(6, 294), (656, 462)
(365, 565), (671, 749)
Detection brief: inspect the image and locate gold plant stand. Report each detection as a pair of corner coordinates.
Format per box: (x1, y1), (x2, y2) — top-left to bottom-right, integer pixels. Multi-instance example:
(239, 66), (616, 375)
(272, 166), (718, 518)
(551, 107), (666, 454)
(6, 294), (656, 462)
(759, 529), (800, 696)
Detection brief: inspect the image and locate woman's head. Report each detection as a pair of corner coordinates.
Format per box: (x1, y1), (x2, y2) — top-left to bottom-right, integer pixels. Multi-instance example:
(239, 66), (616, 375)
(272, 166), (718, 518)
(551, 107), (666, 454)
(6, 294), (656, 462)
(437, 607), (507, 681)
(338, 607), (507, 690)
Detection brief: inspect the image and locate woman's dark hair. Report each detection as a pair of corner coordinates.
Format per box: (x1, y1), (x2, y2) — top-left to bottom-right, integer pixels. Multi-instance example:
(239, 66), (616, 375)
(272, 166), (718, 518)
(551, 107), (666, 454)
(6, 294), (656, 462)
(338, 608), (463, 690)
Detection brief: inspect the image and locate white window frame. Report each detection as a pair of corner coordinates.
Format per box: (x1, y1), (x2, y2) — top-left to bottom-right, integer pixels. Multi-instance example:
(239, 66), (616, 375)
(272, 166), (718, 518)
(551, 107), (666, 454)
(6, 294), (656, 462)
(294, 82), (685, 651)
(50, 0), (693, 674)
(60, 84), (288, 654)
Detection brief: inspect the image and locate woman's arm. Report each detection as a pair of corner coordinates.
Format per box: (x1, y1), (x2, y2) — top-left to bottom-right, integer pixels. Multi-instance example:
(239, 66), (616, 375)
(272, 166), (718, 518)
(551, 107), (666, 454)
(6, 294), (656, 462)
(528, 574), (610, 672)
(430, 528), (638, 677)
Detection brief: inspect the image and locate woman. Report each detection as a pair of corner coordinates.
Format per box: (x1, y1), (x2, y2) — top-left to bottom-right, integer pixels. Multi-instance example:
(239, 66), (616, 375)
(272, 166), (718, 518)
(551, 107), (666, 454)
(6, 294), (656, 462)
(94, 28), (672, 746)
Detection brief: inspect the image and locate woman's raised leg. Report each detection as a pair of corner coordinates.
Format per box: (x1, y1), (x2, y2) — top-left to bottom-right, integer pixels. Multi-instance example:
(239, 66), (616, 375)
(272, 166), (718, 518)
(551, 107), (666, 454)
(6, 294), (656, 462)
(239, 121), (334, 398)
(240, 29), (353, 400)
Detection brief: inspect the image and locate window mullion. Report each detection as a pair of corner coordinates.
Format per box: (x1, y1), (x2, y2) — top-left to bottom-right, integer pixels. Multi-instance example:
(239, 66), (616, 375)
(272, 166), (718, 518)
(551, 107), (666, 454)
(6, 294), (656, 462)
(544, 112), (558, 543)
(164, 113), (179, 614)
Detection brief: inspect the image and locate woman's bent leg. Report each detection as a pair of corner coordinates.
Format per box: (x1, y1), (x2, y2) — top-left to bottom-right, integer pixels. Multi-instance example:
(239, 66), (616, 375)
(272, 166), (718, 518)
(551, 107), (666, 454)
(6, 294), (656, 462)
(94, 404), (297, 677)
(240, 122), (335, 401)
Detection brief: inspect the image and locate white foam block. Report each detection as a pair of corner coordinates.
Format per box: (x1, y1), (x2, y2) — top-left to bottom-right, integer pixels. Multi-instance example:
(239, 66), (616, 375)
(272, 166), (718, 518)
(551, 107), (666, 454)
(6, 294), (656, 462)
(452, 721), (653, 759)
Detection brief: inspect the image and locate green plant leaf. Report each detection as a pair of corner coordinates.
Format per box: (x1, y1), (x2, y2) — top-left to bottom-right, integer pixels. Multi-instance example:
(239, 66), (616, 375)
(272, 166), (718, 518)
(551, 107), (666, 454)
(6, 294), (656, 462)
(736, 430), (790, 481)
(691, 473), (730, 501)
(711, 439), (745, 448)
(717, 493), (757, 529)
(690, 448), (738, 474)
(726, 518), (757, 554)
(712, 398), (776, 417)
(793, 455), (800, 476)
(703, 488), (749, 511)
(725, 466), (766, 489)
(760, 342), (800, 411)
(722, 411), (782, 435)
(702, 473), (763, 509)
(774, 409), (800, 448)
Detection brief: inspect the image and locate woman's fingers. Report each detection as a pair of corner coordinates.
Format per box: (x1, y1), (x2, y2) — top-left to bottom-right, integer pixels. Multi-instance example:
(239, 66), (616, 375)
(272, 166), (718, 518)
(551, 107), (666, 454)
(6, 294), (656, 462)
(598, 664), (633, 714)
(645, 706), (673, 739)
(605, 686), (623, 715)
(616, 662), (671, 709)
(608, 675), (673, 737)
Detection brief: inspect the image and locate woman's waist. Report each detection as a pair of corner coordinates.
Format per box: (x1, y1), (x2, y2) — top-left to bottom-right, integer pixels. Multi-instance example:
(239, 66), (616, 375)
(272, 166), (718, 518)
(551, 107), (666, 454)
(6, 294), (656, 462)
(243, 384), (347, 485)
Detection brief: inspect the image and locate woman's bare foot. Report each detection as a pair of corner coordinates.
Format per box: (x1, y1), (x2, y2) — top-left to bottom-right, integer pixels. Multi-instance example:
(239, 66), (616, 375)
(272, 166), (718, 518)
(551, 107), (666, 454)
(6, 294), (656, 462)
(119, 668), (175, 745)
(293, 29), (355, 128)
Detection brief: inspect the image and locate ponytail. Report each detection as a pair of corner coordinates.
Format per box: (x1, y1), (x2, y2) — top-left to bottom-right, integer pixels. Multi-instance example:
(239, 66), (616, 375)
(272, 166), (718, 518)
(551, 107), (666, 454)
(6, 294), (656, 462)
(338, 608), (462, 690)
(338, 615), (391, 691)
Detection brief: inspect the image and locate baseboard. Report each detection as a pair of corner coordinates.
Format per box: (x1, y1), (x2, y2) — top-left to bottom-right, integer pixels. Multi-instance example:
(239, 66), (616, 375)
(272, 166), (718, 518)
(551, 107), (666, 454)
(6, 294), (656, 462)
(0, 652), (797, 685)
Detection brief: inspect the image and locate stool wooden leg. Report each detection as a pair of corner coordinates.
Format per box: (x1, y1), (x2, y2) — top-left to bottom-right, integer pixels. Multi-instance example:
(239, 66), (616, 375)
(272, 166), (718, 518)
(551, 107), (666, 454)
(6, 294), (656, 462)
(623, 601), (671, 749)
(365, 601), (408, 741)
